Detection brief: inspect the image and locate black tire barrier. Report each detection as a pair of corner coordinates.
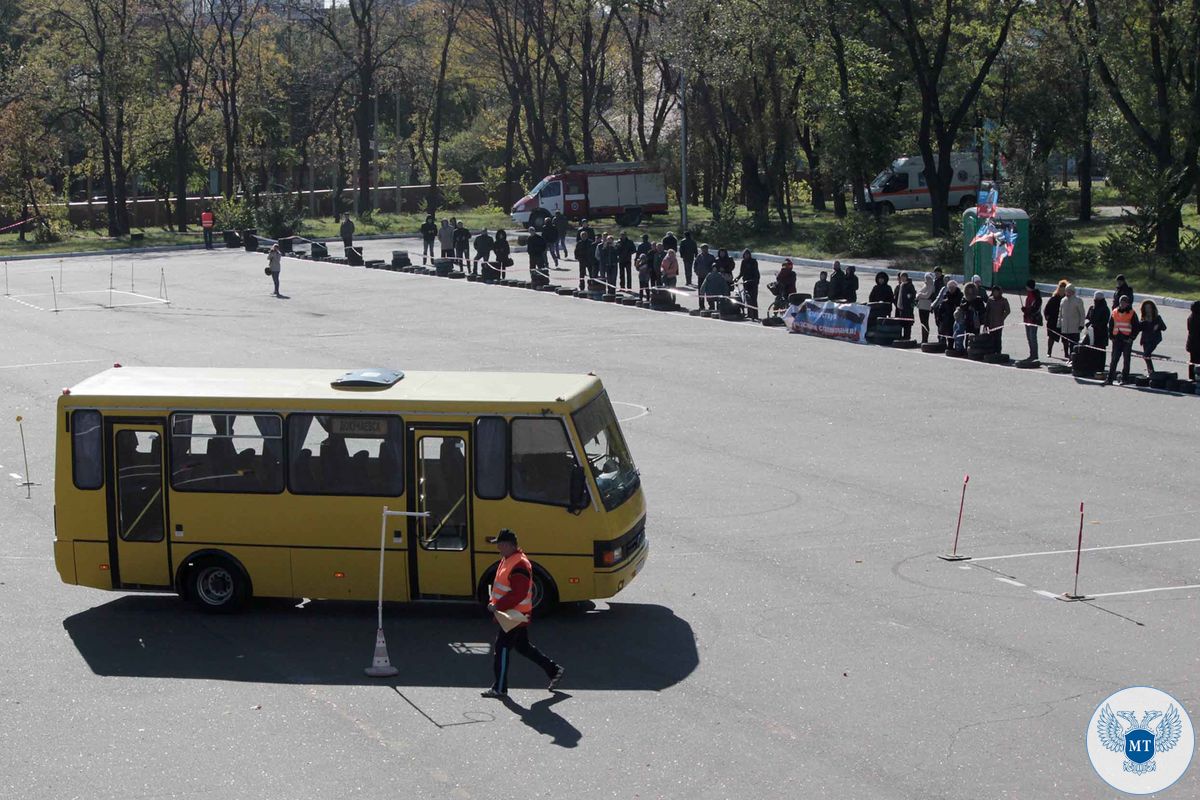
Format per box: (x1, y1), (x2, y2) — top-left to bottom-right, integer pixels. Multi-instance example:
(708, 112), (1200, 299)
(602, 294), (617, 302)
(636, 301), (648, 308)
(1047, 363), (1073, 374)
(465, 274), (478, 282)
(689, 309), (704, 316)
(449, 273), (465, 279)
(699, 309), (715, 317)
(434, 258), (455, 277)
(223, 230), (241, 248)
(556, 287), (574, 296)
(1149, 371), (1177, 389)
(761, 316), (786, 327)
(391, 251), (412, 268)
(788, 293), (811, 306)
(983, 353), (1011, 364)
(889, 339), (919, 348)
(345, 246), (364, 266)
(718, 312), (743, 321)
(921, 342), (946, 353)
(1176, 380), (1196, 394)
(1014, 359), (1041, 369)
(946, 348), (967, 358)
(311, 242), (328, 259)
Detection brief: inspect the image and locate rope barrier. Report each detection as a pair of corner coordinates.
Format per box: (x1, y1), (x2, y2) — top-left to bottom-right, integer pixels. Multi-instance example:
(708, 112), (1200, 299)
(0, 217), (33, 234)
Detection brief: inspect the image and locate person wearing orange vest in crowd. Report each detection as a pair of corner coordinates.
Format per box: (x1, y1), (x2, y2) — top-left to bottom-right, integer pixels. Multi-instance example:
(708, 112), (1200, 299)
(481, 529), (564, 699)
(1104, 294), (1142, 385)
(200, 207), (215, 250)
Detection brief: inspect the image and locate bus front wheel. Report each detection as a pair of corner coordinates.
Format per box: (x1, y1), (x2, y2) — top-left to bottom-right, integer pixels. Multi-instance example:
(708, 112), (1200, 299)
(478, 564), (559, 616)
(183, 555), (250, 613)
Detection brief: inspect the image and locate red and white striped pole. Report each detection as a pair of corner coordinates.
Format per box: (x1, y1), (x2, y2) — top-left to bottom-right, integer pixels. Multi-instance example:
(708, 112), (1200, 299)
(1060, 501), (1092, 601)
(939, 474), (972, 561)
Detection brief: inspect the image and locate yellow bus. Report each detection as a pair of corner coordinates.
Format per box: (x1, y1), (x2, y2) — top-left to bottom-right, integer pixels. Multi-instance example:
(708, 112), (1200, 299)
(53, 367), (647, 612)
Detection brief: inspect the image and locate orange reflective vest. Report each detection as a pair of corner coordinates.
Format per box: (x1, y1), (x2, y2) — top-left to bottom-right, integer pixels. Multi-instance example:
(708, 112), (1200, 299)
(490, 551), (534, 616)
(1112, 308), (1135, 338)
(201, 211), (214, 229)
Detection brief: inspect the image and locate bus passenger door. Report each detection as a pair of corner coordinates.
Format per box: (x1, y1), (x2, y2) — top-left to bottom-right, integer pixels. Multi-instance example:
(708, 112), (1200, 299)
(108, 423), (171, 587)
(409, 429), (474, 598)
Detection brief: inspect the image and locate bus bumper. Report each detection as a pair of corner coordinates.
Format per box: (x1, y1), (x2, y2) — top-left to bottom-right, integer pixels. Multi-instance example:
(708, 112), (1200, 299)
(594, 541), (648, 599)
(54, 539), (76, 585)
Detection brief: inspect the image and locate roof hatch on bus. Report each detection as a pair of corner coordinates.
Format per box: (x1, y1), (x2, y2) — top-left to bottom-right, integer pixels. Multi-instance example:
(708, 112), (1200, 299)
(330, 369), (405, 389)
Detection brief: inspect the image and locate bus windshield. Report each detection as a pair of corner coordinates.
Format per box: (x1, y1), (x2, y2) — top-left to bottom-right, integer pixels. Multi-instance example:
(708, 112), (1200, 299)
(572, 392), (639, 511)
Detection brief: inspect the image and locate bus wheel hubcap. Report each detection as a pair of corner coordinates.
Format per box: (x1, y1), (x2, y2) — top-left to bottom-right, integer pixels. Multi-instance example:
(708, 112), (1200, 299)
(197, 567), (233, 605)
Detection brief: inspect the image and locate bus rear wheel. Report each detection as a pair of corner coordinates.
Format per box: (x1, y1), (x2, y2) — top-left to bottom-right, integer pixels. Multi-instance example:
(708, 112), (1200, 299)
(616, 208), (642, 228)
(184, 556), (249, 613)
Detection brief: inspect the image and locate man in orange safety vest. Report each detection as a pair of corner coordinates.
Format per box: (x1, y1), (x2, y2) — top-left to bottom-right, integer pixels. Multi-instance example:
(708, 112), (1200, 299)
(481, 529), (564, 699)
(201, 207), (215, 250)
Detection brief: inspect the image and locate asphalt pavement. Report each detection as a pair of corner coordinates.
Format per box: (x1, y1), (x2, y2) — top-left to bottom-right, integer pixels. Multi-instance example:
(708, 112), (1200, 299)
(1, 246), (1198, 799)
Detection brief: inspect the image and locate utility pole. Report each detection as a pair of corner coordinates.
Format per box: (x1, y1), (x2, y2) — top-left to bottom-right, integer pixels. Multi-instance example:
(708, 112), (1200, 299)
(679, 68), (688, 233)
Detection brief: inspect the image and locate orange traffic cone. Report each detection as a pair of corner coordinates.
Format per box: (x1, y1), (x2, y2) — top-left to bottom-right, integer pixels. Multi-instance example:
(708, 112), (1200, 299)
(364, 628), (398, 677)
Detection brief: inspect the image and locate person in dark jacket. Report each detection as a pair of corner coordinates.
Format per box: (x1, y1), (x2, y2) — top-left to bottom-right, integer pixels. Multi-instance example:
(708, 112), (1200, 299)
(648, 242), (665, 286)
(736, 249), (760, 319)
(714, 248), (735, 279)
(952, 283), (986, 351)
(933, 280), (963, 345)
(868, 271), (893, 326)
(813, 271), (830, 300)
(635, 233), (651, 261)
(661, 231), (678, 253)
(1138, 300), (1167, 375)
(553, 212), (569, 259)
(578, 219), (595, 246)
(774, 260), (798, 301)
(1021, 279), (1043, 361)
(574, 230), (594, 290)
(1085, 292), (1111, 351)
(490, 229), (510, 281)
(894, 272), (916, 339)
(829, 261), (848, 301)
(1104, 294), (1141, 385)
(471, 229), (493, 277)
(542, 218), (560, 266)
(678, 231), (698, 285)
(596, 235), (619, 292)
(527, 227), (548, 286)
(698, 267), (730, 311)
(1187, 300), (1200, 381)
(1114, 274), (1134, 307)
(419, 214), (438, 264)
(932, 267), (945, 298)
(693, 243), (716, 286)
(1044, 280), (1067, 358)
(452, 221), (470, 265)
(340, 213), (355, 248)
(616, 232), (636, 290)
(845, 265), (860, 303)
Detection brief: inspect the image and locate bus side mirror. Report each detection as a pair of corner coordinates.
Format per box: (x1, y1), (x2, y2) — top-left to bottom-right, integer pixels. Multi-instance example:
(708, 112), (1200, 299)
(568, 465), (589, 512)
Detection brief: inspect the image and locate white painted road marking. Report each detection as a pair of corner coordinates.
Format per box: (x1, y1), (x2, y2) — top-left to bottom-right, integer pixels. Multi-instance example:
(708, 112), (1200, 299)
(969, 537), (1200, 562)
(1033, 590), (1060, 599)
(1086, 584), (1200, 599)
(0, 359), (105, 370)
(9, 473), (23, 481)
(994, 578), (1026, 587)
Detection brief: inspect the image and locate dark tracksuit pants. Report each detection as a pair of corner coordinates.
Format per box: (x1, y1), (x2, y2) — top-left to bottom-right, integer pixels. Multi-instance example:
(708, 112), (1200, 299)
(422, 239), (436, 263)
(619, 260), (632, 290)
(492, 626), (558, 693)
(683, 256), (695, 285)
(1108, 337), (1134, 382)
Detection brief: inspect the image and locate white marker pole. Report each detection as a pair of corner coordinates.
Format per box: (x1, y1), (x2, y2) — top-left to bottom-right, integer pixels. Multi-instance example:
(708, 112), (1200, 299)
(50, 277), (59, 313)
(4, 260), (8, 296)
(365, 506), (428, 677)
(16, 415), (31, 499)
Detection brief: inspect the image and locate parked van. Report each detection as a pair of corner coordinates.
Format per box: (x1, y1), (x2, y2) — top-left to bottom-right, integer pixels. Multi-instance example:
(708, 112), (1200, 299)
(859, 154), (979, 214)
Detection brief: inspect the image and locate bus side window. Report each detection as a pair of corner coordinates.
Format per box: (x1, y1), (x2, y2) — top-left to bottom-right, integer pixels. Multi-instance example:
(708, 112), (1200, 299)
(287, 414), (404, 496)
(511, 418), (577, 507)
(169, 413), (284, 494)
(72, 409), (104, 489)
(474, 417), (507, 499)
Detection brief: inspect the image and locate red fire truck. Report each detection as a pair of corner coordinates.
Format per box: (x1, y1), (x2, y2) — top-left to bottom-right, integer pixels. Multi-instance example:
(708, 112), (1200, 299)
(510, 162), (668, 229)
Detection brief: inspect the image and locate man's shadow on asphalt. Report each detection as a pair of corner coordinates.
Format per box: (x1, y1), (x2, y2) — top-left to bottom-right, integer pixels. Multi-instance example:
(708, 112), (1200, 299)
(502, 692), (580, 748)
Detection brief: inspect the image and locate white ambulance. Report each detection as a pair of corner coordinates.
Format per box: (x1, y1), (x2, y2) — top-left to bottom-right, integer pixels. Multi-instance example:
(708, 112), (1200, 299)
(860, 154), (979, 213)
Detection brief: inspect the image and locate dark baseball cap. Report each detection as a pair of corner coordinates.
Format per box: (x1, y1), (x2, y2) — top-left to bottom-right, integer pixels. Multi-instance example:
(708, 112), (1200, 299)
(487, 529), (518, 544)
